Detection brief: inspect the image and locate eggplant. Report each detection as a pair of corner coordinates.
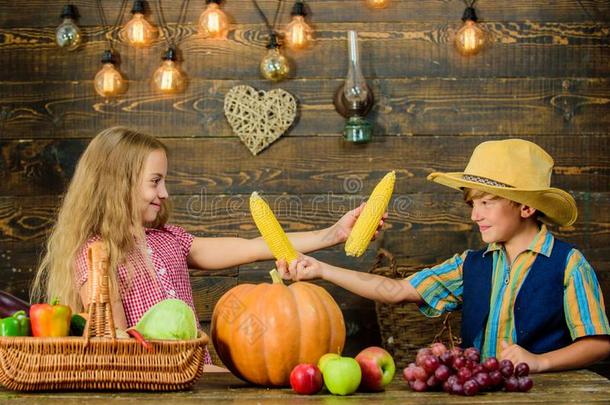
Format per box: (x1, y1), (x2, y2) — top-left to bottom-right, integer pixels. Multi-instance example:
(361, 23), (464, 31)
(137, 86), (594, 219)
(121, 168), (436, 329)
(0, 290), (30, 318)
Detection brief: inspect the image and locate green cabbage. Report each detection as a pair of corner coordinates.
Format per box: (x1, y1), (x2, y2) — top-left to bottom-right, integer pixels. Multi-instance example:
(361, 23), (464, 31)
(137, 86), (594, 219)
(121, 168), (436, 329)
(135, 299), (198, 340)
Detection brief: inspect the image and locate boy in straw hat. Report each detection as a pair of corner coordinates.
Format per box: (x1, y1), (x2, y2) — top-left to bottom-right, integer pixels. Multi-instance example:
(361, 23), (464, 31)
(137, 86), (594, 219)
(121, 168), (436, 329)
(277, 139), (610, 372)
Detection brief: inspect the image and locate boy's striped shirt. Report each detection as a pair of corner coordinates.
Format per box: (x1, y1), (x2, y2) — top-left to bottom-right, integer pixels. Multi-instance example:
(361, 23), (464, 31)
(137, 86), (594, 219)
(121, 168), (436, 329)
(408, 225), (610, 359)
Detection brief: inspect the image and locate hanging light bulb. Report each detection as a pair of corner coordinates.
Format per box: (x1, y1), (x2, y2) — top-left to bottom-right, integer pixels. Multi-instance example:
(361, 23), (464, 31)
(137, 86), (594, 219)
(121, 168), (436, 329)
(124, 0), (157, 47)
(94, 50), (127, 98)
(283, 0), (313, 50)
(56, 4), (82, 51)
(199, 0), (230, 39)
(455, 6), (486, 56)
(152, 48), (186, 94)
(260, 33), (290, 82)
(365, 0), (389, 9)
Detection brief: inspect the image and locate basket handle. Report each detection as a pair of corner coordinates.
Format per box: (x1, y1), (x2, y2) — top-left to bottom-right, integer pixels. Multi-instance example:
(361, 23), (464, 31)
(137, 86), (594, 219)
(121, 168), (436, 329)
(83, 241), (116, 341)
(370, 248), (399, 277)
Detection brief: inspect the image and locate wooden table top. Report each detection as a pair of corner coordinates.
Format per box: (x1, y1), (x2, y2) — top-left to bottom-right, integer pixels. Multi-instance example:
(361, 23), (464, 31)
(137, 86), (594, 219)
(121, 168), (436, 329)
(0, 369), (609, 404)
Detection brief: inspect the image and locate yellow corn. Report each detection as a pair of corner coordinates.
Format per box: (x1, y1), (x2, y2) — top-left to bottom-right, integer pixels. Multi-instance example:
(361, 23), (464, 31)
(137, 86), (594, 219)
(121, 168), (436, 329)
(250, 192), (299, 263)
(345, 171), (395, 257)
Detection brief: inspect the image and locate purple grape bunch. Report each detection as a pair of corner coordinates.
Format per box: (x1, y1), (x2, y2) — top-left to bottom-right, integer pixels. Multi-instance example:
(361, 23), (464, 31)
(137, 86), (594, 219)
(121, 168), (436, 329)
(403, 343), (533, 396)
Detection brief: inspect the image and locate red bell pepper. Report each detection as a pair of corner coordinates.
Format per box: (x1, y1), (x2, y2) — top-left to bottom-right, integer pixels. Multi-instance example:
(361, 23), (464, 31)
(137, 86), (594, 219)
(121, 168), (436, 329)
(29, 298), (72, 337)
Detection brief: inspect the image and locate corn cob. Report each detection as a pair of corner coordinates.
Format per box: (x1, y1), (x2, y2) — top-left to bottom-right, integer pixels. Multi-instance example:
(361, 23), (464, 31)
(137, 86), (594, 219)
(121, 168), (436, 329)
(250, 192), (299, 263)
(345, 171), (395, 257)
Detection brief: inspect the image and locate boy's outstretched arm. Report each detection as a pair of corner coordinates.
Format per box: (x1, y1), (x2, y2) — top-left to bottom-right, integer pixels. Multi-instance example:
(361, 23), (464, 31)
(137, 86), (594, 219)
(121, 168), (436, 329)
(276, 255), (423, 305)
(500, 336), (610, 373)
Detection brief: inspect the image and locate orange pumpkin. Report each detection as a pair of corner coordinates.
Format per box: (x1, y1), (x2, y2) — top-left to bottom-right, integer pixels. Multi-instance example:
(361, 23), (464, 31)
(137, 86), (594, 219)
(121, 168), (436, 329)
(211, 271), (345, 386)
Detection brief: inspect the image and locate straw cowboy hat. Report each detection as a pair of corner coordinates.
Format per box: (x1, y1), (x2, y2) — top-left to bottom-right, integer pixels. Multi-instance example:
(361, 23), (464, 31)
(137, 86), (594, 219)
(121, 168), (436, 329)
(427, 139), (578, 227)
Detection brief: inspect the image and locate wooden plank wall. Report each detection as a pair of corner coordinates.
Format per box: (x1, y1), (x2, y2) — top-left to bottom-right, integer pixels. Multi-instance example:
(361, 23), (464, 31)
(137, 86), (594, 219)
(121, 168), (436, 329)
(1, 1), (609, 364)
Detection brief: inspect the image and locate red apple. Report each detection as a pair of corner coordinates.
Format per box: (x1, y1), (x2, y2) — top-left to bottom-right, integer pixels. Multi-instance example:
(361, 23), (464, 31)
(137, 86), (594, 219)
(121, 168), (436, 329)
(355, 346), (396, 392)
(290, 363), (324, 395)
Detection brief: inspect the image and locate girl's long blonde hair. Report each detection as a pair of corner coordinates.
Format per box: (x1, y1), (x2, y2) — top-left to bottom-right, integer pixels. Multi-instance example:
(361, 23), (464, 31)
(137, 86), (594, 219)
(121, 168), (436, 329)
(31, 127), (169, 311)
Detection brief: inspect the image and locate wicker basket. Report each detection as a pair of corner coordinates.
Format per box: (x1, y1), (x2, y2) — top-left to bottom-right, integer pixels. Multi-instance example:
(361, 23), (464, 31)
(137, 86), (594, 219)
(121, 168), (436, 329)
(370, 248), (461, 369)
(0, 242), (209, 391)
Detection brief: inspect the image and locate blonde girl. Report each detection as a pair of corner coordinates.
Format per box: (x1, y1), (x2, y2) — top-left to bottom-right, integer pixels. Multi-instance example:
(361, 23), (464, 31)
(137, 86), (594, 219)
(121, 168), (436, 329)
(31, 127), (381, 354)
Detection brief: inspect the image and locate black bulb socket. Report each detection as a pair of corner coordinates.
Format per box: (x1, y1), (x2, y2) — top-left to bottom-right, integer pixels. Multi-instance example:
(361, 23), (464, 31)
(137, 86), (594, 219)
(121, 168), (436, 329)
(162, 48), (178, 61)
(101, 50), (116, 64)
(266, 32), (280, 49)
(60, 4), (78, 19)
(291, 1), (306, 17)
(131, 0), (146, 14)
(206, 0), (222, 4)
(462, 7), (478, 22)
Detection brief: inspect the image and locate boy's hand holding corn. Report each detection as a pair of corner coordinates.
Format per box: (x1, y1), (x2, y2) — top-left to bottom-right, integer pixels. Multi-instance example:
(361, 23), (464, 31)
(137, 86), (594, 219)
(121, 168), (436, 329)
(276, 255), (324, 282)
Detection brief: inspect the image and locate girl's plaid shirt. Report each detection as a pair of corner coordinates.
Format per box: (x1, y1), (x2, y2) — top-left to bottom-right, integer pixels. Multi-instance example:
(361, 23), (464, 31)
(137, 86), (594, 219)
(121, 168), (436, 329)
(75, 224), (212, 364)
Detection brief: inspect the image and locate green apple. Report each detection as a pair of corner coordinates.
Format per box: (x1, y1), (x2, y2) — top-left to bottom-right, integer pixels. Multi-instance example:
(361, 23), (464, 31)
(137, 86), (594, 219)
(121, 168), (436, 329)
(322, 356), (362, 396)
(317, 352), (341, 374)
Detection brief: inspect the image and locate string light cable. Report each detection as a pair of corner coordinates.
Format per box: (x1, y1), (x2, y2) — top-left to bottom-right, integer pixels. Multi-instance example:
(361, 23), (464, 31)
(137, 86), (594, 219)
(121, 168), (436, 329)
(93, 0), (129, 98)
(151, 0), (190, 93)
(252, 0), (291, 81)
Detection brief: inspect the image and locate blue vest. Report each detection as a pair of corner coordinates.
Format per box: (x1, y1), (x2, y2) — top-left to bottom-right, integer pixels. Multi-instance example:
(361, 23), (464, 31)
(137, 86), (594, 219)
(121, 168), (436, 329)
(461, 238), (573, 354)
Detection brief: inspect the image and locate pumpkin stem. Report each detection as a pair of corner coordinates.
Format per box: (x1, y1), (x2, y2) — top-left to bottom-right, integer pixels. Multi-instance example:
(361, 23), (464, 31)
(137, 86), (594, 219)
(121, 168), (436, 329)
(269, 269), (284, 285)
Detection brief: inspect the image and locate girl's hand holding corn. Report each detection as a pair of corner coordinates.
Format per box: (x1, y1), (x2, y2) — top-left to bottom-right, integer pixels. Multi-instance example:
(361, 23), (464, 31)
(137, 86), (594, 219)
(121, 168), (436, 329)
(332, 202), (388, 245)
